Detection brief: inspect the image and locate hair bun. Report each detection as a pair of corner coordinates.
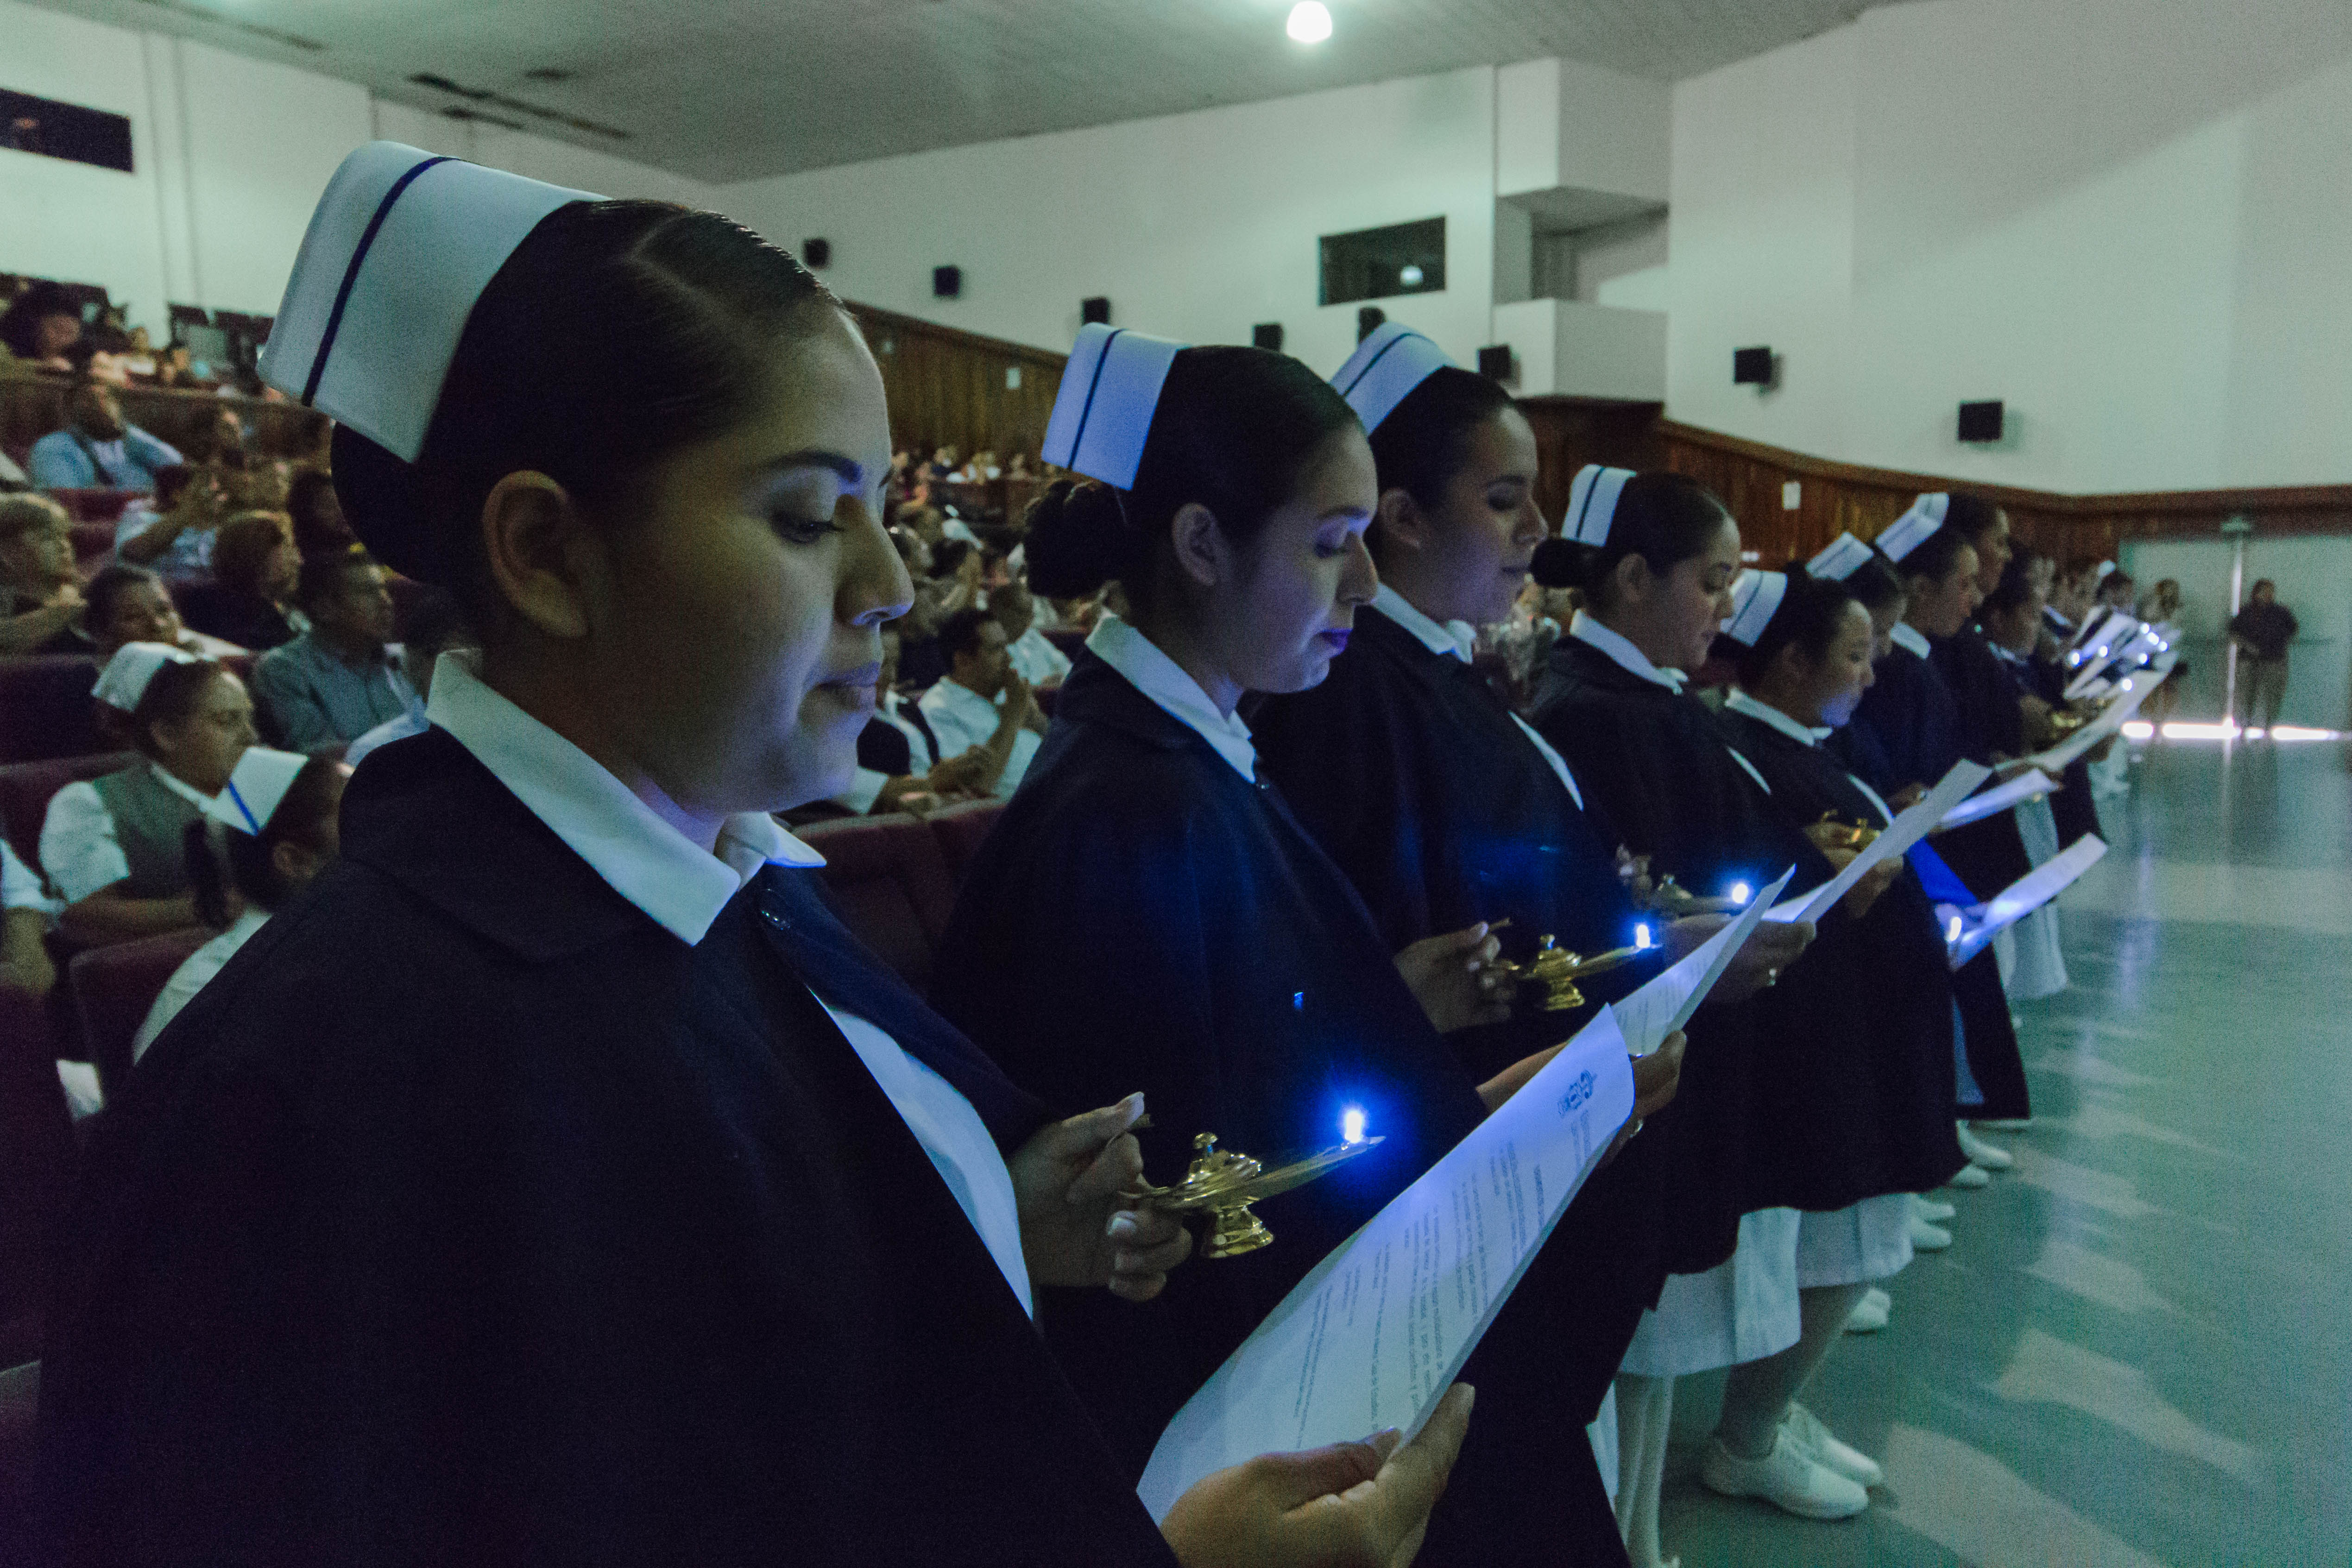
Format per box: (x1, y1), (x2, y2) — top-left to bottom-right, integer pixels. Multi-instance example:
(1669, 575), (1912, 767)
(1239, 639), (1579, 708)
(1022, 478), (1130, 598)
(330, 424), (446, 585)
(1529, 535), (1589, 591)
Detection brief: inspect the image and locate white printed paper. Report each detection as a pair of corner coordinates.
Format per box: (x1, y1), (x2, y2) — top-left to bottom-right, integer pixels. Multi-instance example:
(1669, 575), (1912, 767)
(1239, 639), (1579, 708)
(1611, 865), (1797, 1057)
(2065, 624), (2163, 699)
(2026, 655), (2173, 772)
(1940, 768), (2057, 831)
(1945, 834), (2107, 968)
(1765, 762), (1989, 925)
(1135, 1009), (1637, 1522)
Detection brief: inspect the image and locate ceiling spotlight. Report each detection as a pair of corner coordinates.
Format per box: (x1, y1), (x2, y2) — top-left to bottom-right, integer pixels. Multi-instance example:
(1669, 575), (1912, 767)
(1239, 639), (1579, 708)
(1287, 2), (1333, 44)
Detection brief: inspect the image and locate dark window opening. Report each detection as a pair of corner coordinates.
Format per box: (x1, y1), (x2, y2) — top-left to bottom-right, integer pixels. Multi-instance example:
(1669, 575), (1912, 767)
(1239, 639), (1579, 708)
(1319, 217), (1444, 306)
(0, 88), (133, 173)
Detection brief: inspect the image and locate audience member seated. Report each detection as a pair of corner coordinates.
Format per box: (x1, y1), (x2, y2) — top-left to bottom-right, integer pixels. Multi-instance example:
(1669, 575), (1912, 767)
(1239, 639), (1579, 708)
(40, 648), (254, 947)
(1, 838), (59, 1001)
(112, 464), (226, 577)
(345, 589), (470, 766)
(250, 552), (412, 754)
(0, 494), (86, 656)
(131, 748), (345, 1061)
(179, 510), (305, 653)
(833, 625), (990, 816)
(76, 563), (242, 663)
(918, 607), (1046, 800)
(26, 382), (183, 493)
(0, 283), (82, 375)
(284, 466), (358, 559)
(994, 579), (1071, 689)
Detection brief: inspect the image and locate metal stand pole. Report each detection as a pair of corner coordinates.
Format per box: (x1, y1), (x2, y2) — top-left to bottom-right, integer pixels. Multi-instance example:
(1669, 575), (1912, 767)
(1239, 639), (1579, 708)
(2220, 516), (2250, 738)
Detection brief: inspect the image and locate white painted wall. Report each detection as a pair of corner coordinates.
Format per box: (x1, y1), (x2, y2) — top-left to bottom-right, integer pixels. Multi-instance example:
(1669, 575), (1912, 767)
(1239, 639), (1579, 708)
(1666, 0), (2352, 493)
(717, 69), (1500, 377)
(0, 0), (713, 333)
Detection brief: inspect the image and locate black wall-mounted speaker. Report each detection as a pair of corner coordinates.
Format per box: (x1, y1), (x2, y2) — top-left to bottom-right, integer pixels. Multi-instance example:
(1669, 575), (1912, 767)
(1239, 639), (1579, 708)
(801, 238), (831, 269)
(1958, 400), (2005, 442)
(1357, 305), (1387, 342)
(1252, 322), (1285, 351)
(1080, 296), (1111, 326)
(1476, 344), (1514, 382)
(932, 265), (962, 299)
(1734, 346), (1775, 386)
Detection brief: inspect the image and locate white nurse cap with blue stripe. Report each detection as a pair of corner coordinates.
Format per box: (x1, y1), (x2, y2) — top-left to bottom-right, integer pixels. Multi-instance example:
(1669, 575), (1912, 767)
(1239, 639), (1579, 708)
(1874, 492), (1950, 564)
(91, 641), (198, 712)
(1721, 569), (1788, 646)
(1329, 322), (1453, 433)
(202, 747), (311, 836)
(1562, 464), (1637, 545)
(1806, 532), (1873, 582)
(261, 142), (597, 462)
(1040, 323), (1185, 490)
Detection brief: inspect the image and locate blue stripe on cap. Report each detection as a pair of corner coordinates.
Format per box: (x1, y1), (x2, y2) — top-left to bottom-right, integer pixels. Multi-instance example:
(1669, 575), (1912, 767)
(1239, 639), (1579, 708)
(302, 155), (453, 406)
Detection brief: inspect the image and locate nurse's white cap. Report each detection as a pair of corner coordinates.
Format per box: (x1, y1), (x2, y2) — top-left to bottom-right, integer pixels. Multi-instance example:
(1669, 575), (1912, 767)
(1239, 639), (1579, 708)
(203, 747), (312, 836)
(1806, 532), (1873, 582)
(1721, 569), (1788, 647)
(92, 641), (199, 712)
(1562, 464), (1638, 546)
(1330, 321), (1454, 434)
(260, 142), (597, 463)
(1040, 324), (1186, 490)
(1874, 492), (1950, 564)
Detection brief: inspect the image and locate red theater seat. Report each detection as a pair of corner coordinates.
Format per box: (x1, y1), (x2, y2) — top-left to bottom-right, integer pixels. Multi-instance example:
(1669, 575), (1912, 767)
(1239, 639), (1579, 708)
(0, 655), (102, 764)
(69, 926), (207, 1102)
(794, 813), (958, 992)
(69, 521), (116, 564)
(0, 751), (137, 864)
(925, 799), (1005, 887)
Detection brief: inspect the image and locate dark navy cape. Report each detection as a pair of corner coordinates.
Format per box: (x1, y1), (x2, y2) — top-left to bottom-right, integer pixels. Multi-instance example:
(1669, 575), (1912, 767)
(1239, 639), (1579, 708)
(1837, 638), (2031, 1121)
(928, 653), (1525, 1553)
(38, 728), (1176, 1567)
(1529, 635), (1835, 1274)
(1253, 607), (1672, 1566)
(1714, 708), (1968, 1206)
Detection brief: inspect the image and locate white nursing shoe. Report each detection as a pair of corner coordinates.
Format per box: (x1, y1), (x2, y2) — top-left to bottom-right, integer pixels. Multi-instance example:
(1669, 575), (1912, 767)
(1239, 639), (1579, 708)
(1784, 1402), (1885, 1488)
(1701, 1431), (1869, 1519)
(1957, 1122), (2015, 1169)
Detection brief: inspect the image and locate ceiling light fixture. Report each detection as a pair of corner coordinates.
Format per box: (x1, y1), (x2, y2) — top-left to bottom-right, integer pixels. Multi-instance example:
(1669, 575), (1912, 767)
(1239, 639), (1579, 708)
(1286, 2), (1333, 44)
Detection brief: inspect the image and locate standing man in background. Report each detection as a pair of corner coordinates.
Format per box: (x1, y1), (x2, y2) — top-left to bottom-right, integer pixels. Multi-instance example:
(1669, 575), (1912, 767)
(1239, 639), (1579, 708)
(2228, 579), (2298, 734)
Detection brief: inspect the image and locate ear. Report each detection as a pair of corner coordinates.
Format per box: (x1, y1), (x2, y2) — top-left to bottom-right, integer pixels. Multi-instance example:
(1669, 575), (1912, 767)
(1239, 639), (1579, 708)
(1168, 501), (1229, 592)
(1610, 550), (1652, 606)
(478, 472), (611, 642)
(269, 838), (319, 887)
(1372, 487), (1430, 561)
(1767, 637), (1812, 689)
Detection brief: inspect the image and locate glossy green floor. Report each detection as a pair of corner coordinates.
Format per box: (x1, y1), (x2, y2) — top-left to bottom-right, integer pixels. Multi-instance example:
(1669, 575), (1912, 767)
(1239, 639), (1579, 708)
(1657, 739), (2352, 1567)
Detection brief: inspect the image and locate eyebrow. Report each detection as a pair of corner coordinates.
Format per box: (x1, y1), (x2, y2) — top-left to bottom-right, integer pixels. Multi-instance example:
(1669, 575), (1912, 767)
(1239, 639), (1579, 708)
(751, 450), (867, 487)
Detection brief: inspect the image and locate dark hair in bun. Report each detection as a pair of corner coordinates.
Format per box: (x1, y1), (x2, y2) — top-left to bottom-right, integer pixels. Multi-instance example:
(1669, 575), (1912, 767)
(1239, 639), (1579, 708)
(1836, 552), (1908, 616)
(1980, 548), (2040, 616)
(1938, 491), (2004, 546)
(335, 200), (838, 623)
(1732, 570), (1860, 687)
(1532, 471), (1733, 614)
(1022, 345), (1357, 611)
(1365, 366), (1515, 559)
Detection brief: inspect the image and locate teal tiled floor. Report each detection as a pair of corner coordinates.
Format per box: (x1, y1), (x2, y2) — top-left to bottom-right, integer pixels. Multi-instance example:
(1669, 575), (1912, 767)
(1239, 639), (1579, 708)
(1653, 739), (2352, 1567)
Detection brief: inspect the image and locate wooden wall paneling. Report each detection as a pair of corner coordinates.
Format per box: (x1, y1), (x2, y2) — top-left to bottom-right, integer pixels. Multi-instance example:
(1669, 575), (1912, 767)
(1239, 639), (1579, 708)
(2, 378), (328, 466)
(1514, 397), (1665, 527)
(846, 304), (1065, 466)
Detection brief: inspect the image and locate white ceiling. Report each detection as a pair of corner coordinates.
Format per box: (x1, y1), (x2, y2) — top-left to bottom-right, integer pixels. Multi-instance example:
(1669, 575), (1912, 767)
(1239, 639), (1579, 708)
(44, 0), (1882, 183)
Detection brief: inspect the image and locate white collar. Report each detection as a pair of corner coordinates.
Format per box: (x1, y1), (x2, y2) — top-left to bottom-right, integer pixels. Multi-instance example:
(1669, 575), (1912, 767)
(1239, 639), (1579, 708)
(1570, 611), (1686, 693)
(1084, 613), (1258, 782)
(425, 650), (821, 946)
(150, 762), (225, 812)
(1725, 688), (1829, 747)
(1889, 622), (1932, 659)
(924, 676), (996, 714)
(1371, 584), (1476, 662)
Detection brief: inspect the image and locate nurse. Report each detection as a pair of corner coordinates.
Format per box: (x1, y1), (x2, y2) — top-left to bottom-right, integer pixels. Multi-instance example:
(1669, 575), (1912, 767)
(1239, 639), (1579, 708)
(39, 643), (256, 946)
(38, 145), (1468, 1568)
(1704, 567), (1973, 1507)
(930, 324), (1578, 1554)
(1840, 508), (2033, 1128)
(1522, 470), (1833, 1562)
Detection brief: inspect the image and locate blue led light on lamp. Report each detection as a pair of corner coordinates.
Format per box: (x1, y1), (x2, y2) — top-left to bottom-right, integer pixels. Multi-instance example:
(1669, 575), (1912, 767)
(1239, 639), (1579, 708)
(1341, 1106), (1368, 1146)
(1728, 880), (1753, 906)
(1634, 922), (1653, 951)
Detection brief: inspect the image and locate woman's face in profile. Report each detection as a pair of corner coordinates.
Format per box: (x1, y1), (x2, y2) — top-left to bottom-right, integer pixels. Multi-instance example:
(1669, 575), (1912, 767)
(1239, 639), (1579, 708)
(589, 306), (912, 817)
(1214, 428), (1379, 697)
